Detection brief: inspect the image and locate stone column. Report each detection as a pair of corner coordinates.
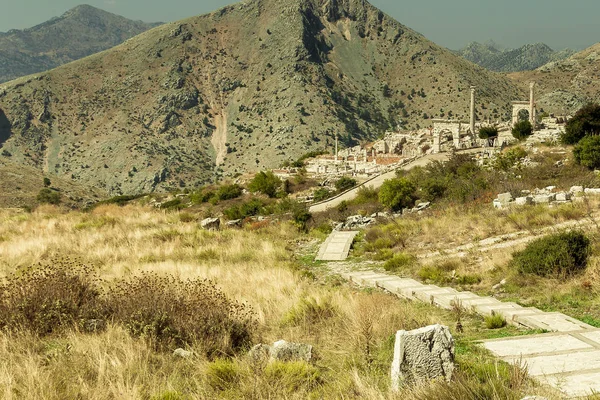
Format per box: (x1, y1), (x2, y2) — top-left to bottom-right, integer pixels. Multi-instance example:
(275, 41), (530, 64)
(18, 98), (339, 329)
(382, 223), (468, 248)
(529, 82), (536, 127)
(433, 133), (441, 153)
(335, 134), (339, 162)
(470, 86), (476, 140)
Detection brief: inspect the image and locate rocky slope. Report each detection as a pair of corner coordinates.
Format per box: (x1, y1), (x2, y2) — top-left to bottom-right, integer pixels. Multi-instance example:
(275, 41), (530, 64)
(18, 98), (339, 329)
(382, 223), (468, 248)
(509, 43), (600, 115)
(457, 42), (574, 72)
(0, 5), (160, 83)
(0, 0), (524, 195)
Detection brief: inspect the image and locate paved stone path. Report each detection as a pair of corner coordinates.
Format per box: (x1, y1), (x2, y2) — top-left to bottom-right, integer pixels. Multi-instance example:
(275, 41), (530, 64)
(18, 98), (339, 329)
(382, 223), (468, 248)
(338, 269), (600, 397)
(315, 231), (359, 261)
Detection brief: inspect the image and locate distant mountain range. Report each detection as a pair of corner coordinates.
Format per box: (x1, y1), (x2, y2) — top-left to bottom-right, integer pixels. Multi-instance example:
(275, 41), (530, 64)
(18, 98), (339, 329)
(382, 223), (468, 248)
(456, 41), (575, 72)
(0, 5), (161, 83)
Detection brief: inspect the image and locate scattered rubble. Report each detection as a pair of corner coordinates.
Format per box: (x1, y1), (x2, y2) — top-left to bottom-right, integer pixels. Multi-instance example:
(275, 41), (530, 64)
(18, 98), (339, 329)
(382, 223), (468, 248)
(493, 185), (593, 209)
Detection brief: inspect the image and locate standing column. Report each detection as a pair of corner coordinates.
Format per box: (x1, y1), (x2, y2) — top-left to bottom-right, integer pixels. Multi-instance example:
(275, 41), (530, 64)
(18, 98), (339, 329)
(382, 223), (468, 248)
(529, 82), (536, 127)
(470, 86), (476, 140)
(335, 134), (339, 162)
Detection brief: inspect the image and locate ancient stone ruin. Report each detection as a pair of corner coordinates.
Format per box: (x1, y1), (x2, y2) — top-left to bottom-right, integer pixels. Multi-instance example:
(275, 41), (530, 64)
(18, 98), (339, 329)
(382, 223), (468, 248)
(391, 324), (455, 389)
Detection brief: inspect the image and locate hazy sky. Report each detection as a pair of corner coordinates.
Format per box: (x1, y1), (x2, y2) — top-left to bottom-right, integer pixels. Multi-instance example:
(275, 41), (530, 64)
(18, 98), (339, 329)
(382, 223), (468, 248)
(1, 0), (599, 50)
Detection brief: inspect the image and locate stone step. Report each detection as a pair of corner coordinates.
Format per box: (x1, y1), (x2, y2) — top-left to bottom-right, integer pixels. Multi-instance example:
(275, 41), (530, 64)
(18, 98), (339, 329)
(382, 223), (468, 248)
(515, 312), (596, 332)
(376, 278), (423, 294)
(504, 349), (600, 377)
(483, 332), (595, 358)
(315, 231), (359, 261)
(538, 370), (600, 398)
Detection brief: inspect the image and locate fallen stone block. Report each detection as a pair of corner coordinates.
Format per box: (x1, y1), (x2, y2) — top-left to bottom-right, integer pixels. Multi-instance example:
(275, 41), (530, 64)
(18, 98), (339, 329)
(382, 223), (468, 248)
(201, 217), (220, 231)
(391, 324), (454, 389)
(533, 194), (554, 203)
(173, 348), (193, 358)
(497, 192), (513, 203)
(585, 188), (600, 195)
(555, 192), (571, 202)
(249, 340), (314, 363)
(515, 196), (533, 206)
(570, 186), (584, 194)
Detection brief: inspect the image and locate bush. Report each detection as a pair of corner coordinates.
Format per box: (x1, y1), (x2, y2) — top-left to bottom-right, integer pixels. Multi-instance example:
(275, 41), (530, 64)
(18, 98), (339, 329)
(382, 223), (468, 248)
(37, 188), (61, 205)
(190, 189), (216, 204)
(353, 185), (379, 204)
(334, 176), (357, 192)
(511, 231), (591, 277)
(293, 208), (312, 232)
(160, 198), (185, 210)
(484, 314), (507, 329)
(511, 120), (533, 141)
(493, 147), (528, 171)
(383, 253), (417, 272)
(248, 171), (282, 198)
(573, 135), (600, 169)
(216, 184), (243, 201)
(378, 177), (416, 211)
(106, 274), (256, 355)
(223, 198), (264, 220)
(0, 260), (101, 335)
(312, 188), (332, 202)
(478, 126), (498, 139)
(561, 103), (600, 145)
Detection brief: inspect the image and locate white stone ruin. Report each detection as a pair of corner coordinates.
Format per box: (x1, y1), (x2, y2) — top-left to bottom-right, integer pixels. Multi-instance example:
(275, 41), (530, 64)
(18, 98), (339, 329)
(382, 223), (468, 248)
(391, 324), (454, 390)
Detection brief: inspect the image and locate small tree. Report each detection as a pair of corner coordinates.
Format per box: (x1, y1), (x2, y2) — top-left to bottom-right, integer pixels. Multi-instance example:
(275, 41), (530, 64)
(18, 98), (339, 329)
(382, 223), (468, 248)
(378, 178), (416, 211)
(573, 135), (600, 169)
(248, 171), (282, 198)
(334, 177), (357, 192)
(511, 120), (533, 141)
(37, 188), (61, 205)
(561, 103), (600, 145)
(43, 177), (51, 187)
(478, 126), (498, 139)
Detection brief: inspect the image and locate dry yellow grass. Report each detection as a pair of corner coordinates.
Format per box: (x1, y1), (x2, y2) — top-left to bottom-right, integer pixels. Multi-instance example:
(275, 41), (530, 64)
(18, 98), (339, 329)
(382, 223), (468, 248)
(0, 205), (562, 399)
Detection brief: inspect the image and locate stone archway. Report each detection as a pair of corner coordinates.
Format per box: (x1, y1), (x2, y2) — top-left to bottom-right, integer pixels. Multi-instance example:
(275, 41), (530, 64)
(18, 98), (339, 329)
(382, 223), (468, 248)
(512, 102), (534, 126)
(518, 109), (530, 122)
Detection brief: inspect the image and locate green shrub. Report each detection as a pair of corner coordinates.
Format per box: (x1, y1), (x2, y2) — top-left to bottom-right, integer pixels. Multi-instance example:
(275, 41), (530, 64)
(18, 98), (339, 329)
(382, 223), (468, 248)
(313, 188), (332, 202)
(478, 126), (498, 139)
(216, 184), (243, 201)
(281, 297), (337, 326)
(383, 253), (417, 272)
(378, 177), (416, 211)
(293, 209), (312, 232)
(353, 185), (379, 204)
(511, 120), (533, 141)
(206, 359), (240, 391)
(37, 188), (61, 205)
(334, 176), (357, 192)
(511, 231), (591, 277)
(160, 198), (185, 210)
(91, 194), (144, 208)
(573, 135), (600, 169)
(561, 103), (600, 145)
(190, 189), (215, 204)
(248, 171), (282, 198)
(493, 147), (528, 171)
(264, 362), (322, 392)
(484, 314), (507, 329)
(224, 198), (264, 220)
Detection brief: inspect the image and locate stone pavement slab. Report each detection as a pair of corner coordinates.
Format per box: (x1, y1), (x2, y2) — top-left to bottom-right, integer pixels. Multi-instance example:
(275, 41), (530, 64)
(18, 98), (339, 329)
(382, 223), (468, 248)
(316, 231), (359, 261)
(335, 265), (600, 397)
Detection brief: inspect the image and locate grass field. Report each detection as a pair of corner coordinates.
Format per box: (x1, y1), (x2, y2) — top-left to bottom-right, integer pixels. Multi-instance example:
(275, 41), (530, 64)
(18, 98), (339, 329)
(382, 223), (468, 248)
(0, 205), (563, 399)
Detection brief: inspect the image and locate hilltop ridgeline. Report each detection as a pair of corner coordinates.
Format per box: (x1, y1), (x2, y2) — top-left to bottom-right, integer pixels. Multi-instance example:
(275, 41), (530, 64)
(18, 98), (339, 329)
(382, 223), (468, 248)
(0, 0), (523, 195)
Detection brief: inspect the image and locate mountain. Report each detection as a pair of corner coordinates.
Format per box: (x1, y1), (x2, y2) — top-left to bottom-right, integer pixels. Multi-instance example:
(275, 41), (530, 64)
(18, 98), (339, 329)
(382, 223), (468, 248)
(0, 5), (161, 83)
(0, 0), (524, 195)
(457, 42), (575, 72)
(508, 42), (600, 115)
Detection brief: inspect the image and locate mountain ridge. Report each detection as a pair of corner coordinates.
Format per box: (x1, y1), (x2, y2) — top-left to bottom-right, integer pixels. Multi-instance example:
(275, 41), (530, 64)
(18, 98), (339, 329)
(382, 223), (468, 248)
(0, 0), (524, 195)
(0, 4), (161, 83)
(457, 41), (575, 72)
